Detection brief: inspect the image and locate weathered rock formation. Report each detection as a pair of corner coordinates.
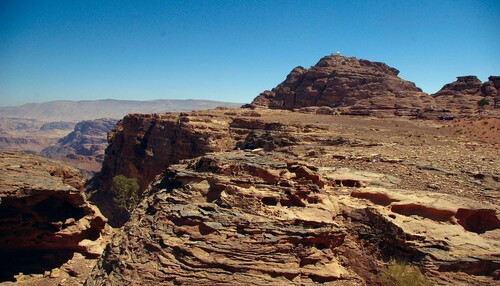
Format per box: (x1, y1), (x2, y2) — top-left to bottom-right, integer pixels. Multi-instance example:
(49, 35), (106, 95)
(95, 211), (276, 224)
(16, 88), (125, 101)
(93, 110), (297, 224)
(482, 76), (500, 97)
(41, 118), (117, 178)
(89, 107), (499, 284)
(87, 150), (499, 285)
(249, 54), (434, 116)
(0, 152), (108, 284)
(94, 109), (351, 225)
(432, 75), (500, 116)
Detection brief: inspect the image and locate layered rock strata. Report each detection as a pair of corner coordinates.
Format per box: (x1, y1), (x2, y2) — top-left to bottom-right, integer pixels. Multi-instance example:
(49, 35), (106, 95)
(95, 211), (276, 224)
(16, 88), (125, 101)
(0, 152), (107, 284)
(90, 108), (499, 284)
(482, 76), (500, 97)
(87, 150), (499, 285)
(94, 110), (306, 224)
(95, 108), (500, 223)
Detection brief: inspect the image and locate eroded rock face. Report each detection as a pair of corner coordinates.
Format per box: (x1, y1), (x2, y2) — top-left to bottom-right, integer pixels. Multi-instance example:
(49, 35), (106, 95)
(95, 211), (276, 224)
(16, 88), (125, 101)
(0, 152), (107, 284)
(88, 153), (361, 285)
(92, 112), (242, 225)
(90, 107), (499, 284)
(93, 110), (355, 225)
(94, 108), (500, 225)
(87, 150), (500, 285)
(432, 75), (500, 116)
(482, 76), (500, 97)
(250, 54), (434, 116)
(99, 113), (235, 193)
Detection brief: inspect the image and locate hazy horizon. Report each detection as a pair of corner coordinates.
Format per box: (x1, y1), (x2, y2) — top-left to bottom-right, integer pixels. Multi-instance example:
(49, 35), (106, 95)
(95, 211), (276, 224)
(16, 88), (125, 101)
(0, 98), (245, 108)
(1, 0), (499, 107)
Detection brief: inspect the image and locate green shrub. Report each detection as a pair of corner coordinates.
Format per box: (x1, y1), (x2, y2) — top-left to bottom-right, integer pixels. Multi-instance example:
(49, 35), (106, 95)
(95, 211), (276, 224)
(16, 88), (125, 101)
(379, 259), (430, 286)
(111, 175), (140, 212)
(477, 98), (489, 115)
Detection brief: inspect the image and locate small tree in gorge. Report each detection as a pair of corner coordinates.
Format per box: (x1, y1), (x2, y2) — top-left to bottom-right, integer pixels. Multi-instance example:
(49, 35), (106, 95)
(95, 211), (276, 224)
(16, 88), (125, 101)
(112, 175), (140, 213)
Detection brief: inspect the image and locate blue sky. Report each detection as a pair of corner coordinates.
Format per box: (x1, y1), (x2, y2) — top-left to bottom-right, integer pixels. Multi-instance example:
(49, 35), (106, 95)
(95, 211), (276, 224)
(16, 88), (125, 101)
(1, 0), (499, 107)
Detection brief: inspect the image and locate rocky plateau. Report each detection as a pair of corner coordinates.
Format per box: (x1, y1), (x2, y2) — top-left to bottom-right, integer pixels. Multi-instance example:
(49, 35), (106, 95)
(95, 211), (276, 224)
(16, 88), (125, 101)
(0, 54), (499, 285)
(87, 106), (499, 285)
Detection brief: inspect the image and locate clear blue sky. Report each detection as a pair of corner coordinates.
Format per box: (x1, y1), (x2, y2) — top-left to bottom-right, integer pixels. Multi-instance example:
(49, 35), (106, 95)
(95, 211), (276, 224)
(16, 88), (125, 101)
(1, 0), (499, 107)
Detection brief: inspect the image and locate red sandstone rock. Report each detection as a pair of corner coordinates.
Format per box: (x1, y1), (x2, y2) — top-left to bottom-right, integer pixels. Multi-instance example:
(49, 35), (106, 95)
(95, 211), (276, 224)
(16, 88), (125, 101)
(250, 54), (435, 116)
(432, 75), (500, 116)
(0, 152), (108, 284)
(482, 76), (500, 97)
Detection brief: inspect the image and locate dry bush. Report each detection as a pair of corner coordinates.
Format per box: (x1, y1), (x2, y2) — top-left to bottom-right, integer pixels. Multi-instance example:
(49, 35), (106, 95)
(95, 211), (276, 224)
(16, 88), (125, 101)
(379, 259), (430, 286)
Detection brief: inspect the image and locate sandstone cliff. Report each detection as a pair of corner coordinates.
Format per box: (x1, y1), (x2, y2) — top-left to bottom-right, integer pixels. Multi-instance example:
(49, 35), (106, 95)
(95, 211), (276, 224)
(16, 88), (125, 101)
(93, 110), (293, 224)
(0, 152), (108, 285)
(250, 54), (434, 116)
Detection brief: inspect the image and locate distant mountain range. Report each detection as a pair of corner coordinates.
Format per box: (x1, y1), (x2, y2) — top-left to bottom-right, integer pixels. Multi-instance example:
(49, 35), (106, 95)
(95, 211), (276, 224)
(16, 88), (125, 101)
(0, 99), (242, 177)
(0, 99), (242, 122)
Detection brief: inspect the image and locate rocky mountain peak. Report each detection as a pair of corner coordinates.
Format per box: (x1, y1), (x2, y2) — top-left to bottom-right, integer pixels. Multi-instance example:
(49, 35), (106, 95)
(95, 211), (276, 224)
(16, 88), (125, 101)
(250, 54), (433, 116)
(434, 75), (483, 97)
(315, 54), (400, 76)
(457, 75), (481, 82)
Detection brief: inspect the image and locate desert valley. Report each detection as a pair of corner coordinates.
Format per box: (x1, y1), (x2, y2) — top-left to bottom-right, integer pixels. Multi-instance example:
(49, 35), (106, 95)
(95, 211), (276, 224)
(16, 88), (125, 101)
(0, 54), (499, 285)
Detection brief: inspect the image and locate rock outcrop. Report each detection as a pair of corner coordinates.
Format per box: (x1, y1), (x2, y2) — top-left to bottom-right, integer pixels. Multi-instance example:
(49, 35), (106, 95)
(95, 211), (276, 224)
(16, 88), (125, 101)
(88, 108), (499, 284)
(96, 112), (235, 193)
(91, 112), (239, 225)
(432, 75), (500, 116)
(0, 152), (108, 284)
(482, 76), (500, 97)
(432, 76), (500, 116)
(94, 109), (353, 224)
(250, 54), (434, 116)
(41, 118), (117, 179)
(87, 150), (499, 285)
